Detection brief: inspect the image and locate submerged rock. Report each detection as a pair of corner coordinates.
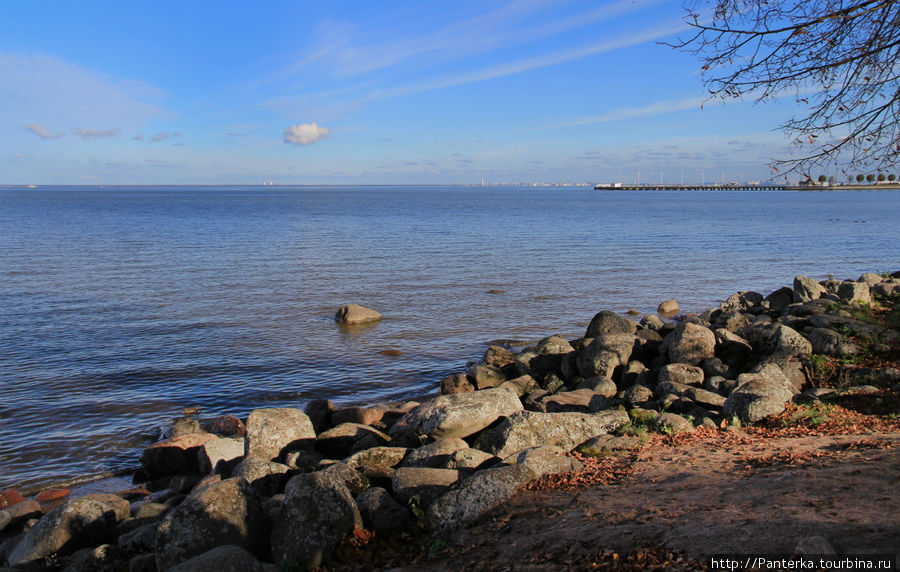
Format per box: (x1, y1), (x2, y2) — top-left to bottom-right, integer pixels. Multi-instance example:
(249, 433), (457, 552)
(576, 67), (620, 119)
(334, 304), (382, 324)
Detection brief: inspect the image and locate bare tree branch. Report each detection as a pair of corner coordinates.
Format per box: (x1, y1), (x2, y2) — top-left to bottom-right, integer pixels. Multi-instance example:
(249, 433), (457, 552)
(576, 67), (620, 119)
(670, 0), (900, 175)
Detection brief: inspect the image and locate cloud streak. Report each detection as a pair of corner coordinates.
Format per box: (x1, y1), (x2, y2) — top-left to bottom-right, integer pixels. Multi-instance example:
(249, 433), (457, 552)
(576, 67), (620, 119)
(24, 123), (65, 140)
(72, 127), (120, 140)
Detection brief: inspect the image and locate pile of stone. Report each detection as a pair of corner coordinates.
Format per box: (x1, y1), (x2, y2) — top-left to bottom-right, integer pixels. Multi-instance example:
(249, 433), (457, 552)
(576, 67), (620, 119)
(2, 272), (898, 571)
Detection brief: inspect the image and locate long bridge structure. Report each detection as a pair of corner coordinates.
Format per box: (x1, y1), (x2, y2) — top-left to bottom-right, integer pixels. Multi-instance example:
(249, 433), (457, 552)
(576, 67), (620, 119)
(593, 182), (900, 191)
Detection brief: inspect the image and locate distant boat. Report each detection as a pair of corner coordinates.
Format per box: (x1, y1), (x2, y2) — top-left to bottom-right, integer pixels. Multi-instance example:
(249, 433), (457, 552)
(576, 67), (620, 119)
(27, 185), (37, 189)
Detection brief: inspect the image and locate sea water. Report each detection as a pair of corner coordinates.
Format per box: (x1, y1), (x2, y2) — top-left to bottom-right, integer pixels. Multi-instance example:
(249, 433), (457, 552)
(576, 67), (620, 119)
(1, 185), (898, 490)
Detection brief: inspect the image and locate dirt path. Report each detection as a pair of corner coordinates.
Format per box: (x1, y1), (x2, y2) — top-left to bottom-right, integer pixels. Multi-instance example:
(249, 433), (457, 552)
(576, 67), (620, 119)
(391, 431), (900, 570)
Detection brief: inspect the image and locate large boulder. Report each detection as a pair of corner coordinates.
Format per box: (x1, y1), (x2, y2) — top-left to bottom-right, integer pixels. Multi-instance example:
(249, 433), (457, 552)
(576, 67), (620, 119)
(723, 366), (796, 423)
(393, 388), (522, 440)
(539, 389), (608, 413)
(197, 437), (245, 475)
(155, 478), (268, 570)
(7, 494), (130, 566)
(244, 408), (316, 462)
(334, 304), (381, 324)
(231, 457), (290, 497)
(343, 446), (408, 469)
(316, 423), (391, 459)
(140, 433), (217, 479)
(424, 464), (536, 534)
(576, 333), (635, 378)
(793, 275), (826, 303)
(466, 365), (507, 390)
(391, 468), (461, 508)
(502, 445), (583, 478)
(355, 487), (410, 533)
(473, 410), (629, 458)
(167, 545), (270, 572)
(400, 438), (469, 468)
(837, 281), (871, 305)
(585, 311), (636, 338)
(270, 472), (362, 569)
(658, 363), (704, 386)
(663, 323), (715, 365)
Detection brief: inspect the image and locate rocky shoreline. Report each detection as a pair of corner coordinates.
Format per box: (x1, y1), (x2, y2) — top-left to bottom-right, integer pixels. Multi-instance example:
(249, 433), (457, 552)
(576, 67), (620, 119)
(1, 271), (899, 571)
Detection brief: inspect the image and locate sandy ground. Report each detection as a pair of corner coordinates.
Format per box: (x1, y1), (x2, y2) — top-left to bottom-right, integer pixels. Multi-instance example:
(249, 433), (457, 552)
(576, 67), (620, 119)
(335, 429), (900, 571)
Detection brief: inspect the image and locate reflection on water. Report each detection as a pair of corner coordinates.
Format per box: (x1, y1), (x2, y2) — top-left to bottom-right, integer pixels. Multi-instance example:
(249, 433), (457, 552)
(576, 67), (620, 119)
(1, 186), (898, 490)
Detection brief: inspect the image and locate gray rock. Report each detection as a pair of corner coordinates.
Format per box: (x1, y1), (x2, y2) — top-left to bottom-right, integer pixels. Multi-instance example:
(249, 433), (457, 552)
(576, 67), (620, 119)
(168, 544), (271, 572)
(540, 389), (608, 413)
(837, 281), (871, 305)
(501, 445), (583, 477)
(314, 463), (370, 496)
(270, 472), (362, 570)
(658, 363), (705, 386)
(7, 494), (130, 566)
(619, 360), (654, 389)
(356, 487), (410, 533)
(0, 512), (10, 534)
(128, 553), (157, 572)
(585, 310), (636, 338)
(684, 386), (727, 409)
(442, 448), (499, 470)
(640, 314), (665, 331)
(316, 423), (391, 459)
(283, 450), (324, 472)
(576, 376), (618, 397)
(664, 322), (715, 365)
(807, 327), (860, 356)
(140, 433), (217, 479)
(117, 522), (158, 555)
(720, 291), (763, 313)
(872, 280), (900, 298)
(403, 388), (523, 440)
(401, 438), (469, 468)
(574, 434), (644, 457)
(657, 299), (679, 315)
(773, 325), (813, 358)
(391, 468), (461, 508)
(244, 408), (316, 462)
(63, 544), (127, 572)
(473, 410), (629, 458)
(724, 371), (795, 423)
(424, 465), (535, 535)
(576, 333), (636, 378)
(481, 345), (516, 369)
(858, 272), (883, 285)
(466, 365), (507, 389)
(0, 501), (41, 532)
(198, 437), (245, 475)
(534, 335), (575, 355)
(155, 478), (268, 571)
(795, 535), (836, 556)
(440, 373), (474, 394)
(623, 384), (654, 406)
(499, 374), (540, 397)
(343, 446), (408, 469)
(304, 399), (335, 434)
(793, 275), (826, 303)
(334, 304), (381, 324)
(654, 413), (694, 435)
(764, 287), (795, 313)
(231, 457), (290, 497)
(716, 311), (752, 333)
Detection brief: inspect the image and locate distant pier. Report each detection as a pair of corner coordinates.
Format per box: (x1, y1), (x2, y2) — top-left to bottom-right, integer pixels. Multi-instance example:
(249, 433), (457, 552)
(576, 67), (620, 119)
(593, 183), (900, 191)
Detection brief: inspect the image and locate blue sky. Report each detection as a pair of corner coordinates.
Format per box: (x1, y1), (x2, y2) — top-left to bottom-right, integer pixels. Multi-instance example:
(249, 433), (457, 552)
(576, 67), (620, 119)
(1, 0), (805, 185)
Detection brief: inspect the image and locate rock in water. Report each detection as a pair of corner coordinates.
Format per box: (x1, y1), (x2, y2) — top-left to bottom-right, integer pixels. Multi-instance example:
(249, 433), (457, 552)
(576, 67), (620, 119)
(657, 299), (679, 315)
(334, 304), (382, 324)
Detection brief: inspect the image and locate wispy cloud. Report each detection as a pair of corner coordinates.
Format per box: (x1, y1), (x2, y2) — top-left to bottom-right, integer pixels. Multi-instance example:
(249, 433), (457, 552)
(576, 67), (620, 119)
(72, 127), (120, 140)
(24, 123), (65, 140)
(556, 96), (706, 128)
(0, 51), (170, 134)
(283, 123), (331, 146)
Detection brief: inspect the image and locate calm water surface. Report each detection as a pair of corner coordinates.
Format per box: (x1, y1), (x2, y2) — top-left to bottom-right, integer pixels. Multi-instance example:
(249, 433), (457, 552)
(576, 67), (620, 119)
(1, 186), (898, 490)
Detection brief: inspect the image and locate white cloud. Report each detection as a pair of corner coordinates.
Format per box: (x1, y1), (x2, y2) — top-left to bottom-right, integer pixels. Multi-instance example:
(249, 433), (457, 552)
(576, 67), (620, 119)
(24, 123), (65, 139)
(72, 127), (120, 140)
(283, 123), (331, 146)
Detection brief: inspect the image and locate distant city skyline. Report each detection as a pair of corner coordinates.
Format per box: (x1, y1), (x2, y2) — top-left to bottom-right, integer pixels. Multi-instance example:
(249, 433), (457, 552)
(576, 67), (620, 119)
(1, 1), (829, 185)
